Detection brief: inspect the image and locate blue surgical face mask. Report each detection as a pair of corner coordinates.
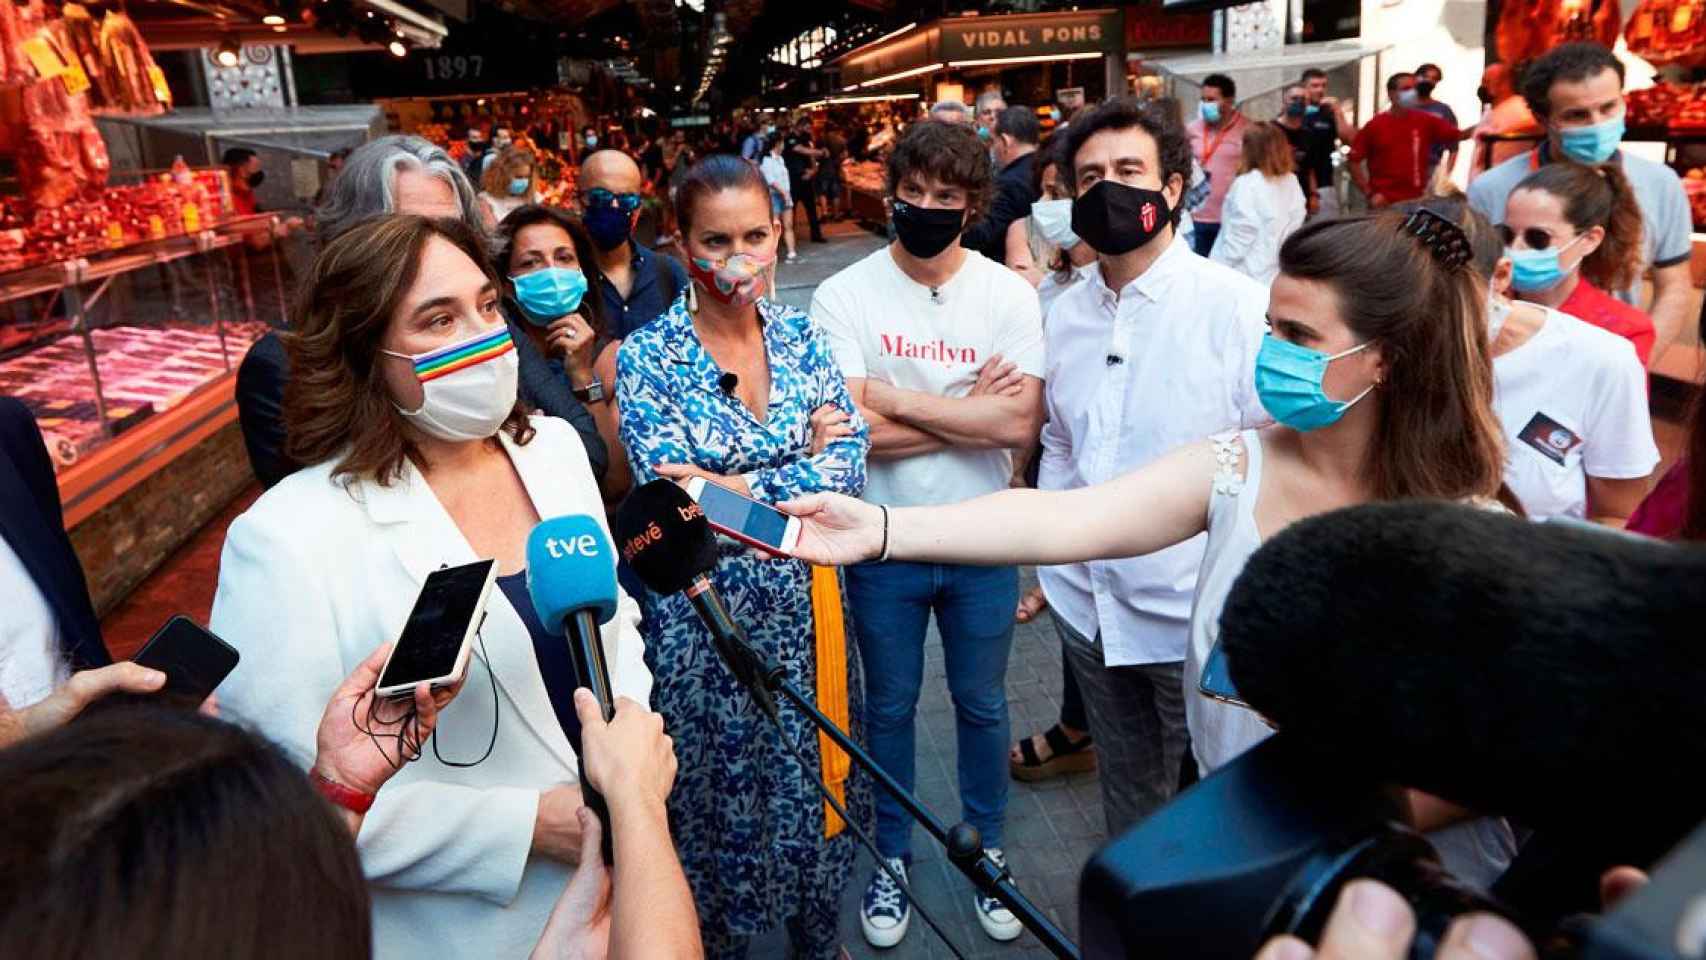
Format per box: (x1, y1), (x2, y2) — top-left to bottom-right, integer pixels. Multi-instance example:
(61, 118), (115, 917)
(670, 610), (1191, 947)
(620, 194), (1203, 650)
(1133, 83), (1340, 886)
(1396, 89), (1420, 108)
(1305, 103), (1321, 116)
(1200, 101), (1221, 125)
(1506, 233), (1587, 293)
(510, 266), (588, 324)
(1255, 334), (1376, 432)
(585, 134), (598, 148)
(977, 125), (992, 141)
(1557, 113), (1626, 164)
(508, 177), (530, 196)
(1285, 100), (1306, 118)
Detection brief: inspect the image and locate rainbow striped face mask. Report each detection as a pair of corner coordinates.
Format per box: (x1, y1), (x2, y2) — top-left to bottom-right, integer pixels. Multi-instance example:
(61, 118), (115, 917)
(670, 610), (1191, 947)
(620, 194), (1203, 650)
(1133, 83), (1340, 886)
(381, 324), (519, 442)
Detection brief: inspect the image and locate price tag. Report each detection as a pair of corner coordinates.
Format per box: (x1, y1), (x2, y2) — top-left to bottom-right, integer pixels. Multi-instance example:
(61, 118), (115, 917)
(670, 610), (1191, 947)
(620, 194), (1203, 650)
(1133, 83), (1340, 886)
(147, 65), (171, 103)
(182, 203), (201, 232)
(106, 222), (124, 246)
(21, 35), (66, 80)
(60, 62), (90, 97)
(147, 215), (166, 239)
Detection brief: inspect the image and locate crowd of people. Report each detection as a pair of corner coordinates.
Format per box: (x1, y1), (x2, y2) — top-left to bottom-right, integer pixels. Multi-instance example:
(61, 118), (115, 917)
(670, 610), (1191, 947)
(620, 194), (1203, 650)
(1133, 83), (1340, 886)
(1, 37), (1701, 960)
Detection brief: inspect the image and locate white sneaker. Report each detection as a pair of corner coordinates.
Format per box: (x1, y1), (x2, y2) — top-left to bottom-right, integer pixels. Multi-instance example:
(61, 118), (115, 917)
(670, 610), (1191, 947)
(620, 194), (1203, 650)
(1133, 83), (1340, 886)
(860, 856), (911, 948)
(974, 848), (1022, 941)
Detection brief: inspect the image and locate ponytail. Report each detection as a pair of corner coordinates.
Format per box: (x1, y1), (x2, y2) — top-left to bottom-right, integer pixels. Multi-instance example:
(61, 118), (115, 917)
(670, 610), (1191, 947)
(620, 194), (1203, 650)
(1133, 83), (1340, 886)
(1509, 160), (1644, 292)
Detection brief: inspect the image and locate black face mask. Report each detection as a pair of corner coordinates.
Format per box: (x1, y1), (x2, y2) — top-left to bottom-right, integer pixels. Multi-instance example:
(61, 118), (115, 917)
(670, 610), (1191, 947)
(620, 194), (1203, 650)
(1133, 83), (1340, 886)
(1071, 179), (1173, 256)
(247, 170), (265, 188)
(890, 199), (965, 259)
(1477, 85), (1493, 105)
(1415, 80), (1437, 99)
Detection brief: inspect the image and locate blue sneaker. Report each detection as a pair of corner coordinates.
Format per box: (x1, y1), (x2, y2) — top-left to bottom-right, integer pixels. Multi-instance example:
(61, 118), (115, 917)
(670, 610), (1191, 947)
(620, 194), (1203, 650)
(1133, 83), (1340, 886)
(860, 856), (911, 948)
(975, 848), (1022, 941)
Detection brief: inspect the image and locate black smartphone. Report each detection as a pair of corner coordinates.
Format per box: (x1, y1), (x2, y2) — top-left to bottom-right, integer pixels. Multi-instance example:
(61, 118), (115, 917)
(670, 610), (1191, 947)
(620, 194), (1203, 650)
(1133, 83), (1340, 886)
(131, 615), (241, 703)
(376, 559), (498, 699)
(1197, 638), (1249, 708)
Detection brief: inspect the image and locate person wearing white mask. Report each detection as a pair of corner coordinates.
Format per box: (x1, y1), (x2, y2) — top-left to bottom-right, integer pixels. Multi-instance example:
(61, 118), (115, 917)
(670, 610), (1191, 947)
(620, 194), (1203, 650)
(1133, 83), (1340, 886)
(1005, 137), (1098, 315)
(211, 214), (653, 960)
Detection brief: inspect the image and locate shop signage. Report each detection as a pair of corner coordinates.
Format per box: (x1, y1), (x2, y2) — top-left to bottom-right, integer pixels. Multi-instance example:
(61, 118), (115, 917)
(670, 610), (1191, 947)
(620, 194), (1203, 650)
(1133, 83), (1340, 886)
(1124, 0), (1213, 49)
(939, 9), (1123, 61)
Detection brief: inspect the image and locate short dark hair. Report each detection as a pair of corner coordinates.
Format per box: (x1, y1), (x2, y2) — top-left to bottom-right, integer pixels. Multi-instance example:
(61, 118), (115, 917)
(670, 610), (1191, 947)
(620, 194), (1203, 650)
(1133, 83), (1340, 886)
(1061, 97), (1192, 225)
(0, 703), (370, 960)
(1521, 41), (1625, 120)
(1416, 62), (1442, 79)
(1386, 72), (1415, 94)
(1203, 73), (1236, 99)
(676, 153), (771, 233)
(221, 147), (257, 167)
(885, 121), (994, 223)
(495, 204), (609, 336)
(1300, 67), (1328, 83)
(994, 105), (1040, 145)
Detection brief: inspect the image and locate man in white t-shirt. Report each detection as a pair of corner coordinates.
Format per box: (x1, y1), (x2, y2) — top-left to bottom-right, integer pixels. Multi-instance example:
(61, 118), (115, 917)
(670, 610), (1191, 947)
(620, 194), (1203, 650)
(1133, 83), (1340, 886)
(1042, 98), (1268, 835)
(812, 120), (1045, 950)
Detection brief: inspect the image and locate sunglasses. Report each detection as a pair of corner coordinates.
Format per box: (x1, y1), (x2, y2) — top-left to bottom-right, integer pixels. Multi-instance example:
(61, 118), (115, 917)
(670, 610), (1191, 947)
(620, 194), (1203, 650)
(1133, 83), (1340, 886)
(579, 188), (643, 213)
(1495, 224), (1575, 251)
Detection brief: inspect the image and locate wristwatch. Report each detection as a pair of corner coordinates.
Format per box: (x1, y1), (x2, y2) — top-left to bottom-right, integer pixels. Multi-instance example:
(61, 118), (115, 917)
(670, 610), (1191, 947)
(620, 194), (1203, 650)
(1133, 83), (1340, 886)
(572, 377), (606, 404)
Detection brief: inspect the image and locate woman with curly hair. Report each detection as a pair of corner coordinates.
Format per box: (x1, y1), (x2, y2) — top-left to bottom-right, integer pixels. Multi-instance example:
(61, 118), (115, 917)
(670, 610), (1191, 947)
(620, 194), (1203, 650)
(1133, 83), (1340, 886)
(478, 144), (538, 228)
(209, 214), (654, 958)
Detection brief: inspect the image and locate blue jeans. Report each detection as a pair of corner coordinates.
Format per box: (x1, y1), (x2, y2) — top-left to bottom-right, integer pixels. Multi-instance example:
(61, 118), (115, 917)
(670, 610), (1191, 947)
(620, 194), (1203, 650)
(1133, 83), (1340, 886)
(845, 560), (1018, 859)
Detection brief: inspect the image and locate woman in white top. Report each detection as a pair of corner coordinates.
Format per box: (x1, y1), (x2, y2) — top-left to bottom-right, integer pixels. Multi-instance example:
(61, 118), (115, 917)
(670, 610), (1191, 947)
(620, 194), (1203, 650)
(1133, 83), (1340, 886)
(1210, 120), (1308, 284)
(478, 145), (537, 229)
(1004, 137), (1099, 317)
(777, 209), (1507, 776)
(758, 135), (797, 262)
(210, 215), (652, 959)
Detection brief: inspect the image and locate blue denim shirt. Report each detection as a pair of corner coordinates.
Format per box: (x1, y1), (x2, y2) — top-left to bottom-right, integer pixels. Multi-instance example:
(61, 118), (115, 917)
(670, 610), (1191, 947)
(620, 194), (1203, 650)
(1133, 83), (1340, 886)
(598, 243), (689, 340)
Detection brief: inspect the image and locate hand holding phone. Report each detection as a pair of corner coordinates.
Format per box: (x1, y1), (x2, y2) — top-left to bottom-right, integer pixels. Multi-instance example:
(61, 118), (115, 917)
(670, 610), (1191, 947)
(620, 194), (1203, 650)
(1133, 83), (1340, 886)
(376, 559), (498, 699)
(130, 615), (241, 706)
(1197, 638), (1249, 708)
(685, 476), (802, 557)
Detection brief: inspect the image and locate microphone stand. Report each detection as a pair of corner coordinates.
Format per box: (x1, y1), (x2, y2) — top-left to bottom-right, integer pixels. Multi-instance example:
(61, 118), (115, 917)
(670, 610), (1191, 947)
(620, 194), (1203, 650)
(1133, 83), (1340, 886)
(711, 613), (1081, 960)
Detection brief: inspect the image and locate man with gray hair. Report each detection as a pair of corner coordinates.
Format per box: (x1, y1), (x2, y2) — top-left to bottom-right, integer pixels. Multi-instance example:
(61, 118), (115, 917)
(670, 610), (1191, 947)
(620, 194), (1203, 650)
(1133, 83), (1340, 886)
(974, 90), (1007, 138)
(234, 134), (607, 489)
(930, 100), (973, 125)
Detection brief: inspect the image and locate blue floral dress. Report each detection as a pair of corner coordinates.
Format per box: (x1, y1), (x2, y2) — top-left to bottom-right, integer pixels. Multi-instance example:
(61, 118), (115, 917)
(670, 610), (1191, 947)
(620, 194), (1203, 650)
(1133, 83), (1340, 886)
(615, 294), (872, 958)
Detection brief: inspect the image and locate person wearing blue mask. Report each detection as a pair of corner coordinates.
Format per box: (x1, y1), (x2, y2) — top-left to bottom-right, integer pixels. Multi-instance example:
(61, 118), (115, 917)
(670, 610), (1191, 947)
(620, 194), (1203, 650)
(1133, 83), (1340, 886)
(578, 149), (689, 341)
(1468, 41), (1692, 371)
(778, 207), (1510, 782)
(497, 205), (630, 505)
(1299, 68), (1359, 219)
(1185, 73), (1246, 256)
(477, 144), (535, 228)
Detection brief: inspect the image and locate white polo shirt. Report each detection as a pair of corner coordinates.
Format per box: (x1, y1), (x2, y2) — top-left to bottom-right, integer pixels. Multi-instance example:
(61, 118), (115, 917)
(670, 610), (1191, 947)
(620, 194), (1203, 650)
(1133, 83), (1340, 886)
(812, 246), (1045, 507)
(1038, 234), (1269, 667)
(0, 535), (67, 709)
(1493, 305), (1658, 520)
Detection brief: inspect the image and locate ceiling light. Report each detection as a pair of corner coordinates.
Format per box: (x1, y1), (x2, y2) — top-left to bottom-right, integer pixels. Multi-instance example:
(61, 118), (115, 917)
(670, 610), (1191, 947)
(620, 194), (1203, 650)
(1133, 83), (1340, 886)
(262, 14), (285, 24)
(213, 35), (242, 68)
(271, 24), (288, 31)
(388, 39), (407, 56)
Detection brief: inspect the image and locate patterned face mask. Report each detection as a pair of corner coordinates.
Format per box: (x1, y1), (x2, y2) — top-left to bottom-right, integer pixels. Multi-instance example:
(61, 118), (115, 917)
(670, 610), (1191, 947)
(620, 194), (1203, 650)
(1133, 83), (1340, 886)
(687, 251), (774, 307)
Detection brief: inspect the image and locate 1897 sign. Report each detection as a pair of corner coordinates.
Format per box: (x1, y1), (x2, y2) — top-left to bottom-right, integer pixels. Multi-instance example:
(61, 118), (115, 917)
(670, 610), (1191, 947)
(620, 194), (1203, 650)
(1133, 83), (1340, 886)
(424, 54), (484, 81)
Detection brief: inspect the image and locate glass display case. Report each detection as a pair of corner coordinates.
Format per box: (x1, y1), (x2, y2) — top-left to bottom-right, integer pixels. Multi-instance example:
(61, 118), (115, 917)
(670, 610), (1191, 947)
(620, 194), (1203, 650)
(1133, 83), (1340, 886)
(0, 211), (286, 522)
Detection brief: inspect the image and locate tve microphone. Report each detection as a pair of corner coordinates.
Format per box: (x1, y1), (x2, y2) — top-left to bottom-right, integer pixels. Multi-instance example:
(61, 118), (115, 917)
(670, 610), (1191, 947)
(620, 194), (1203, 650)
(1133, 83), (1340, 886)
(613, 479), (778, 713)
(526, 515), (620, 865)
(1218, 500), (1706, 860)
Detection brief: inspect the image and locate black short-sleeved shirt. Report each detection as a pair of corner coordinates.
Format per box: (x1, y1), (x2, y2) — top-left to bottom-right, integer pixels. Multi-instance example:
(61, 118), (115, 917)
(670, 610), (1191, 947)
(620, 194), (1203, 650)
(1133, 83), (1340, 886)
(1280, 122), (1314, 196)
(784, 132), (816, 182)
(1302, 111), (1339, 187)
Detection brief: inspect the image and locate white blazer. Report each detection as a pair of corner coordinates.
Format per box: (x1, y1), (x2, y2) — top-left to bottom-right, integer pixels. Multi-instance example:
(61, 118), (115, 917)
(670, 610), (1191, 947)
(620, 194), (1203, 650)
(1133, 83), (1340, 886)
(1209, 169), (1308, 285)
(210, 416), (651, 960)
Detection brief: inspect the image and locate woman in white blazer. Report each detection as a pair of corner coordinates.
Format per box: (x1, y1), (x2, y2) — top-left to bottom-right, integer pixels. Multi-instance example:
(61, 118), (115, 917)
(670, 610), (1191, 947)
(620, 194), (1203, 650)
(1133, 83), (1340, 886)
(211, 215), (652, 960)
(1210, 120), (1308, 285)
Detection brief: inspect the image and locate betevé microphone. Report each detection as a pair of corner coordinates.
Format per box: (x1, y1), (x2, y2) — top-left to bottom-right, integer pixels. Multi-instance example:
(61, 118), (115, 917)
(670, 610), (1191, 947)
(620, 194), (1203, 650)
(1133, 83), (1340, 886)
(526, 514), (620, 865)
(1217, 500), (1706, 858)
(612, 479), (779, 714)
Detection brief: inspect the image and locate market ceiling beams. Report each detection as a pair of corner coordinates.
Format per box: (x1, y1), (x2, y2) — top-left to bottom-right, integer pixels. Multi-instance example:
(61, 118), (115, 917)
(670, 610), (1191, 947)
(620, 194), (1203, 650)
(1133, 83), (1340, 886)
(711, 0), (885, 106)
(128, 0), (451, 52)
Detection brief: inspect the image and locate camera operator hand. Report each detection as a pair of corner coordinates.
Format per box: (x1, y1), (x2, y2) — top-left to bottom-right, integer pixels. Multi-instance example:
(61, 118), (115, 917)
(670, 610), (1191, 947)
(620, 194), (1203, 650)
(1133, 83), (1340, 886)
(527, 690), (699, 960)
(313, 641), (464, 834)
(1254, 880), (1535, 960)
(0, 662), (171, 749)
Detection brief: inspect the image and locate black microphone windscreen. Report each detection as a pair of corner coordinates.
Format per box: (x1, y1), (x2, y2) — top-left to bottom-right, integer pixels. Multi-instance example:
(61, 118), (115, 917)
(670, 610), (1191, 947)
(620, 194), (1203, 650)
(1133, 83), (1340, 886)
(612, 479), (718, 596)
(1219, 501), (1706, 845)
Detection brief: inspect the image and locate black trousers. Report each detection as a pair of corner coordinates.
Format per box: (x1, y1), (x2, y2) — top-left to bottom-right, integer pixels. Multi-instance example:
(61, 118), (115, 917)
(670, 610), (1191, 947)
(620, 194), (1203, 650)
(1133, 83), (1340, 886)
(791, 176), (823, 240)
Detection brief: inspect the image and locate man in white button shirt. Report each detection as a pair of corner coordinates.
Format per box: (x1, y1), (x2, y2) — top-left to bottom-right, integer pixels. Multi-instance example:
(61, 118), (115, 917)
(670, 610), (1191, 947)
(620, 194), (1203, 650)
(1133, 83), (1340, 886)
(1042, 98), (1269, 834)
(813, 119), (1045, 949)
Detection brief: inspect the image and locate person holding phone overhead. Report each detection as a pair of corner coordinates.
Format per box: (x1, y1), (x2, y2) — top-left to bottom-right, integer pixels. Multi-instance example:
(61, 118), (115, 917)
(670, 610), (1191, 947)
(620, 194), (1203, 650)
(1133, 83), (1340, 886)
(615, 154), (870, 959)
(210, 215), (652, 960)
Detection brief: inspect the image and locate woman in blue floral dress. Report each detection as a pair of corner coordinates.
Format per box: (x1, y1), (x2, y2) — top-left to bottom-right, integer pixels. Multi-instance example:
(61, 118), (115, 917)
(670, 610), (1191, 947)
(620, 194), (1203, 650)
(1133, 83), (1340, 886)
(615, 155), (871, 959)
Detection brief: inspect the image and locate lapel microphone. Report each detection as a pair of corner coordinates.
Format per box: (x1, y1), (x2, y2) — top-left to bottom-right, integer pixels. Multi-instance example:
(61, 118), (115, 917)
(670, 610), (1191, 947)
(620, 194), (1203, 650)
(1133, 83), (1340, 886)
(718, 372), (739, 394)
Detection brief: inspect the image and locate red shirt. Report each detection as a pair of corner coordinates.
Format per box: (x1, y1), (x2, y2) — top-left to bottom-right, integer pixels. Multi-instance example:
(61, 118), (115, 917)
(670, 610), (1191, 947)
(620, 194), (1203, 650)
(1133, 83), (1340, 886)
(1349, 109), (1460, 204)
(1557, 279), (1656, 366)
(1627, 458), (1689, 540)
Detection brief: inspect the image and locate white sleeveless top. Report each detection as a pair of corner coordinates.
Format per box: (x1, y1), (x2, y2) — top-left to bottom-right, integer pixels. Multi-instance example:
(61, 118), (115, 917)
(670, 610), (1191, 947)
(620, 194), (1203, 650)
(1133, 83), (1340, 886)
(1183, 430), (1518, 883)
(1183, 429), (1273, 774)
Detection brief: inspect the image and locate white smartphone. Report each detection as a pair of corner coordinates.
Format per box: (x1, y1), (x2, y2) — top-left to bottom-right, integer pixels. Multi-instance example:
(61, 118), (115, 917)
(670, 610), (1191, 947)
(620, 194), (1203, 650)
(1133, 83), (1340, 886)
(684, 476), (803, 557)
(376, 559), (498, 699)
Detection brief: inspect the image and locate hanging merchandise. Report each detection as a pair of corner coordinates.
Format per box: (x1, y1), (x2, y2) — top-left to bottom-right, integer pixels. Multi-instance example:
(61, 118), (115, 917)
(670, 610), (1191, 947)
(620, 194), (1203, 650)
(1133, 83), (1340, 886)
(96, 10), (170, 112)
(5, 0), (110, 209)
